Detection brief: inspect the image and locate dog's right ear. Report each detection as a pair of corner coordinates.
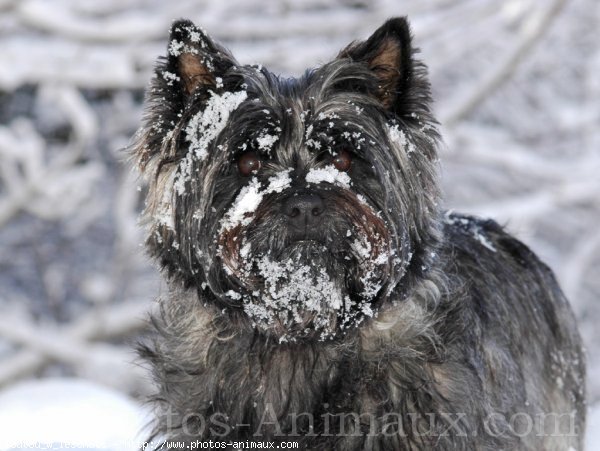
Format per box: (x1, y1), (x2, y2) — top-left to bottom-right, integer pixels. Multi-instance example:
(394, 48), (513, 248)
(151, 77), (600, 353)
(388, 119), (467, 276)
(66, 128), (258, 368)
(166, 20), (237, 96)
(337, 18), (431, 118)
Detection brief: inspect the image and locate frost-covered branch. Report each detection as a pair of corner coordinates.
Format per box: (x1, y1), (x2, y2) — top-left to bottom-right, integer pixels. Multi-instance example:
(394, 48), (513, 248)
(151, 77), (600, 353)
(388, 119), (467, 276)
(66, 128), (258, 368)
(0, 300), (154, 390)
(441, 0), (567, 126)
(458, 179), (600, 222)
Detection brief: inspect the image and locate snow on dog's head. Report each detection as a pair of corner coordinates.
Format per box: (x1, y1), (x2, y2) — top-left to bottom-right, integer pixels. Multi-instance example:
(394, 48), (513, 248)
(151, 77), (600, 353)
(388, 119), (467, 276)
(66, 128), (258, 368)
(131, 19), (441, 341)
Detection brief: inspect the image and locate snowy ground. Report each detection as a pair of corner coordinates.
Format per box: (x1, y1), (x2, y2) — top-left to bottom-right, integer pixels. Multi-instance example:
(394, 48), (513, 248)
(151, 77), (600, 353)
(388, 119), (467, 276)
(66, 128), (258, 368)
(0, 0), (598, 448)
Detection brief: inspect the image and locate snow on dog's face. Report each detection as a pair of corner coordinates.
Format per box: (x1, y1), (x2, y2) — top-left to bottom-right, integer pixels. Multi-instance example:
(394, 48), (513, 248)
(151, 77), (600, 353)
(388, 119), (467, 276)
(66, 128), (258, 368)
(132, 20), (441, 341)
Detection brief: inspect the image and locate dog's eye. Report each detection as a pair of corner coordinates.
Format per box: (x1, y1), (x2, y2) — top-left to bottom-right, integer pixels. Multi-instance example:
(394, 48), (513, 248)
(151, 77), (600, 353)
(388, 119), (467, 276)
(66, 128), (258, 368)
(332, 149), (352, 172)
(238, 152), (262, 176)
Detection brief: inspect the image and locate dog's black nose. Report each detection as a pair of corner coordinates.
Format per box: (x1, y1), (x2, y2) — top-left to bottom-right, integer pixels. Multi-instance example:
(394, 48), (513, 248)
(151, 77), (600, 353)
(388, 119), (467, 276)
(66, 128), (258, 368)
(283, 193), (324, 228)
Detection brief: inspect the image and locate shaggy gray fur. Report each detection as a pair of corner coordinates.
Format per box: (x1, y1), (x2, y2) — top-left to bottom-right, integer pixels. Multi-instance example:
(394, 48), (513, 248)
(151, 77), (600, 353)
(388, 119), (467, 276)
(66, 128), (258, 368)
(132, 17), (585, 450)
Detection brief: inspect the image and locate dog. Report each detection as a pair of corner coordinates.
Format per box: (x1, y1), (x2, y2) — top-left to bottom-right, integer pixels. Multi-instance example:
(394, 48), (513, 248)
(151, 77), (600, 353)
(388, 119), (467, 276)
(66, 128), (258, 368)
(131, 17), (586, 450)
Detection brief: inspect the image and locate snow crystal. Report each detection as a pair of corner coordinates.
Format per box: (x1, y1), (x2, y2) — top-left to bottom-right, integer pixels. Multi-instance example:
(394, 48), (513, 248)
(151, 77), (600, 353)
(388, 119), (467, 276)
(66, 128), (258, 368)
(173, 90), (247, 195)
(349, 227), (391, 300)
(387, 123), (416, 154)
(188, 30), (202, 44)
(226, 290), (242, 300)
(168, 26), (206, 58)
(305, 139), (321, 150)
(359, 272), (384, 300)
(240, 241), (251, 258)
(305, 165), (351, 188)
(351, 237), (372, 260)
(256, 131), (279, 153)
(168, 40), (184, 56)
(361, 303), (374, 317)
(305, 124), (314, 139)
(317, 112), (340, 120)
(161, 71), (180, 86)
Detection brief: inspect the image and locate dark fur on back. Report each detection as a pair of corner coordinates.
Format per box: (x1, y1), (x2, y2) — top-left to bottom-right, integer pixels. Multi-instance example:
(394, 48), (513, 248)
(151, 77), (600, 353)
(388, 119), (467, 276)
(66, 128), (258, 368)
(132, 18), (585, 450)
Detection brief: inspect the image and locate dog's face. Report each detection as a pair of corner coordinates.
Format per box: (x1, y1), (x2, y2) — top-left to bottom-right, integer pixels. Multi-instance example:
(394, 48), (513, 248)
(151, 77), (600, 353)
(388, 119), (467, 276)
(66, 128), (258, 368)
(133, 18), (440, 341)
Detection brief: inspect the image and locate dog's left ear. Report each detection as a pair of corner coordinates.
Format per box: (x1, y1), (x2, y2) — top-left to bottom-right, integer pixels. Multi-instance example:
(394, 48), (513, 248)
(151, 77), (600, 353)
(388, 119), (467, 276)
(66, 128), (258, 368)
(339, 18), (415, 112)
(166, 20), (237, 96)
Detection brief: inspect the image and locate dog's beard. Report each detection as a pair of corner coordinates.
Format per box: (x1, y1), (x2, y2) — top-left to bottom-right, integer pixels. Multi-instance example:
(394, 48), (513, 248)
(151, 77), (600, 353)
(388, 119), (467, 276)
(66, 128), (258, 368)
(217, 189), (394, 342)
(240, 241), (347, 341)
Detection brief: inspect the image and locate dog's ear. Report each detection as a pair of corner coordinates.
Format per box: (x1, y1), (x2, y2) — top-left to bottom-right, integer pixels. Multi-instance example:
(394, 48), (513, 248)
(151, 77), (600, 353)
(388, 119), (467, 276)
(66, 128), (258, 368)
(166, 20), (236, 95)
(339, 18), (415, 112)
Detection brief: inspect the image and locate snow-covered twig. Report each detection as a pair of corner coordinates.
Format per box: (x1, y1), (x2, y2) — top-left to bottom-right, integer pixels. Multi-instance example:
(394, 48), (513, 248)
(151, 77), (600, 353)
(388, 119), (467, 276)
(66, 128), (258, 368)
(457, 180), (600, 222)
(0, 300), (154, 388)
(440, 0), (567, 127)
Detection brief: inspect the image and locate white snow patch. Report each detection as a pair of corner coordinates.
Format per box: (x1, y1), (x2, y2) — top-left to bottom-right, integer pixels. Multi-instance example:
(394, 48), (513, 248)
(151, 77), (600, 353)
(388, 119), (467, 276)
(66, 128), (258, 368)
(220, 169), (292, 231)
(350, 229), (391, 299)
(256, 256), (343, 313)
(305, 138), (321, 150)
(221, 177), (263, 229)
(305, 165), (351, 188)
(174, 90), (247, 195)
(226, 290), (242, 300)
(168, 39), (185, 56)
(586, 404), (600, 449)
(185, 90), (248, 162)
(351, 237), (372, 260)
(265, 169), (293, 193)
(161, 70), (180, 86)
(0, 378), (147, 450)
(356, 194), (368, 205)
(361, 303), (374, 317)
(188, 30), (202, 43)
(256, 130), (279, 153)
(305, 124), (314, 139)
(240, 240), (251, 258)
(240, 255), (345, 340)
(236, 234), (387, 340)
(387, 123), (416, 154)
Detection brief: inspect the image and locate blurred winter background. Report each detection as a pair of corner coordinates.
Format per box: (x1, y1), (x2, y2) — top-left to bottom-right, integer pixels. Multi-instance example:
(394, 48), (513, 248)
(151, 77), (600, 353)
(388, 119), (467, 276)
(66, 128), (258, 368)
(0, 0), (598, 448)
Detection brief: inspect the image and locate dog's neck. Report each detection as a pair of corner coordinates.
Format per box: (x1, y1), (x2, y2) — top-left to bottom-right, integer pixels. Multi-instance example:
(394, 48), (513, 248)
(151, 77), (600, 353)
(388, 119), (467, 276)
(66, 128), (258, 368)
(149, 273), (445, 440)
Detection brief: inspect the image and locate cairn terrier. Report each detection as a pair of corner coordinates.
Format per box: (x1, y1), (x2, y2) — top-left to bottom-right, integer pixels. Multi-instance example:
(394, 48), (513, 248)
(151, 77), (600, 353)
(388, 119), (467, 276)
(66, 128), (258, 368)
(132, 17), (585, 450)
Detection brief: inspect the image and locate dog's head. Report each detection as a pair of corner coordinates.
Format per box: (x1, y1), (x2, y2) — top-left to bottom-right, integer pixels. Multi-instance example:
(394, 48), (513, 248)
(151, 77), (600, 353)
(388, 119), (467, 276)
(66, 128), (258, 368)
(132, 18), (440, 341)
